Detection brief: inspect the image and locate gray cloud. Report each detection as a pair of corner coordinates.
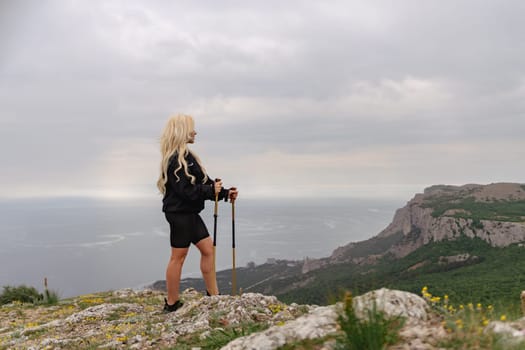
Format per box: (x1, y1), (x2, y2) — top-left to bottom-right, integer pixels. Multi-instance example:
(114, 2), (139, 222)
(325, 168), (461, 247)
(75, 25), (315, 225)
(1, 0), (524, 199)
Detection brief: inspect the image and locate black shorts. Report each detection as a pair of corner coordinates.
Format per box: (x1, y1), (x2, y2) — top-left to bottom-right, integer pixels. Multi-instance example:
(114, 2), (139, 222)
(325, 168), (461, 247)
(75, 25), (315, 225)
(164, 212), (210, 248)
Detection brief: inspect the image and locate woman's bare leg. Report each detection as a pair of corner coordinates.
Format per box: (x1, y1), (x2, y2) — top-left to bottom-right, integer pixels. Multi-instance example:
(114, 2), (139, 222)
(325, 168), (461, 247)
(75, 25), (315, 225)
(195, 236), (219, 295)
(166, 247), (189, 304)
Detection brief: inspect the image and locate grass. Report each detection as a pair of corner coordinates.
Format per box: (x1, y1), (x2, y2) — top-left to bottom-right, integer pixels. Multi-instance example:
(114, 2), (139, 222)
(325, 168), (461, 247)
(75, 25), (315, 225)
(170, 322), (270, 350)
(335, 292), (404, 350)
(422, 286), (525, 350)
(422, 196), (525, 222)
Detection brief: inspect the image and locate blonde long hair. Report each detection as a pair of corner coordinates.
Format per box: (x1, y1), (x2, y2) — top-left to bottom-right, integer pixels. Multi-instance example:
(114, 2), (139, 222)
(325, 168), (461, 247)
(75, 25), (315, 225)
(157, 114), (208, 194)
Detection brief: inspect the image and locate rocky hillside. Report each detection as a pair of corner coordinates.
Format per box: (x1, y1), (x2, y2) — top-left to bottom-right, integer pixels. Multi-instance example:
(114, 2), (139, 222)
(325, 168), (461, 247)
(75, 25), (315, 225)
(0, 288), (314, 349)
(3, 287), (525, 349)
(324, 182), (525, 267)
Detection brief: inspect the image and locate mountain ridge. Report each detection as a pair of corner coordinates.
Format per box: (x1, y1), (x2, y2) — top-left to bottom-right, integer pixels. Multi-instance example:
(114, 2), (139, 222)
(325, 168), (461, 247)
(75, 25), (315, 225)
(304, 182), (525, 272)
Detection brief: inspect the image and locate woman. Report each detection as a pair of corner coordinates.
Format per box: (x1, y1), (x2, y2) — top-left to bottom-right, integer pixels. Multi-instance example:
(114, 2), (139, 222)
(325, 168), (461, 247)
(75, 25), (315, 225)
(157, 114), (238, 312)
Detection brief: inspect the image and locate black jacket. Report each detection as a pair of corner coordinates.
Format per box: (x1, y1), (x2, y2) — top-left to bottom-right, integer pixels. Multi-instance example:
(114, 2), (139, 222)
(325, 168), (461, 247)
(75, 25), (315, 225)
(162, 151), (228, 213)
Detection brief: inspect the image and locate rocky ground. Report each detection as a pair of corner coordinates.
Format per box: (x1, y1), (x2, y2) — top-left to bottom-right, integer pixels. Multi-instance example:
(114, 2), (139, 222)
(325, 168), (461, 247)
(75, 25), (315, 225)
(0, 288), (314, 349)
(1, 287), (525, 349)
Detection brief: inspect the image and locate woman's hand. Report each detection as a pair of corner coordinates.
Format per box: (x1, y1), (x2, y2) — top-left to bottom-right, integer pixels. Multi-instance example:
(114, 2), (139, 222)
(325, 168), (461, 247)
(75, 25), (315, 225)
(229, 187), (238, 202)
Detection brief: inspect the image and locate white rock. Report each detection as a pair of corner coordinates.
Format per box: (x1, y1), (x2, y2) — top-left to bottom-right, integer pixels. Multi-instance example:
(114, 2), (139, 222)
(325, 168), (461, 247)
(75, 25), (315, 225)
(99, 340), (122, 348)
(130, 334), (143, 343)
(353, 288), (429, 323)
(65, 303), (143, 323)
(221, 305), (338, 350)
(199, 330), (211, 339)
(486, 321), (525, 338)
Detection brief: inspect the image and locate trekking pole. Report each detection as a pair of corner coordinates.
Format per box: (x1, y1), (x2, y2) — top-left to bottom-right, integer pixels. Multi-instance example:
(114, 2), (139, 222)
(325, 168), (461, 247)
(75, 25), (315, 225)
(230, 187), (237, 295)
(212, 178), (220, 294)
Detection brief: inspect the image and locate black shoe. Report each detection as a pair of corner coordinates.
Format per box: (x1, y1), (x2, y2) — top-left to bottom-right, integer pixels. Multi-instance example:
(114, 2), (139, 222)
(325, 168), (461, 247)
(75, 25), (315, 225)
(163, 298), (183, 313)
(206, 290), (221, 296)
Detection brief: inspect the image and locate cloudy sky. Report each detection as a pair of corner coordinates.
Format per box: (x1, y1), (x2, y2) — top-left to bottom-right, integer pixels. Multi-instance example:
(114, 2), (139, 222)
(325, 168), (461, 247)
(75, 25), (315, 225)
(1, 0), (524, 200)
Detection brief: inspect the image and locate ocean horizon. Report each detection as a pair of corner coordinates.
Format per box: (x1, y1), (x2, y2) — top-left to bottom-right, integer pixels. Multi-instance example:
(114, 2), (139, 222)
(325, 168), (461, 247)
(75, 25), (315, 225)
(0, 196), (403, 298)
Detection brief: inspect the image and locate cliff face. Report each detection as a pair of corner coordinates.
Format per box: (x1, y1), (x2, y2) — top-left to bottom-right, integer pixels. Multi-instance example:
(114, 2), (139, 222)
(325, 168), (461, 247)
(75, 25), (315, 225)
(326, 183), (525, 264)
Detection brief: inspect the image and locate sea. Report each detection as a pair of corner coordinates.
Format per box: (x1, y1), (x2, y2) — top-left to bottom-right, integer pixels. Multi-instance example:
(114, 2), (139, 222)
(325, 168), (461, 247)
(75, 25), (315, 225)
(0, 197), (403, 298)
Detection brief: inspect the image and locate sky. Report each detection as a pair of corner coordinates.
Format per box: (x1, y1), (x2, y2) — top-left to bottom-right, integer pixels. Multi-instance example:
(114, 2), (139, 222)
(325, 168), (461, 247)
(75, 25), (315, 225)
(1, 0), (524, 200)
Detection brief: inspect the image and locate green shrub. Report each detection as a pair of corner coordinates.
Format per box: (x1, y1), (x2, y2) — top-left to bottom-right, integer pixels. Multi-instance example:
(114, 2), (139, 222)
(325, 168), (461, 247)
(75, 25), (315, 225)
(0, 284), (59, 305)
(336, 292), (404, 350)
(42, 288), (59, 305)
(0, 285), (43, 305)
(471, 218), (484, 230)
(423, 196), (525, 222)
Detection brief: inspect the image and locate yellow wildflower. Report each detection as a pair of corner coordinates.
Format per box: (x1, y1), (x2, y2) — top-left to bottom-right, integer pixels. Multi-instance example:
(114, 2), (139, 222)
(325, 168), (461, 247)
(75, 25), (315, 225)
(117, 336), (128, 343)
(268, 303), (285, 314)
(343, 291), (353, 313)
(500, 315), (507, 321)
(455, 319), (464, 329)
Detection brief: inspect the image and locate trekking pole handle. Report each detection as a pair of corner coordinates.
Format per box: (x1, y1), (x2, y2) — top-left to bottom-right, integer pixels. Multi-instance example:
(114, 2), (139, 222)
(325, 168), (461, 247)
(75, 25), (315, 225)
(229, 187), (237, 203)
(214, 178), (222, 197)
(214, 178), (221, 208)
